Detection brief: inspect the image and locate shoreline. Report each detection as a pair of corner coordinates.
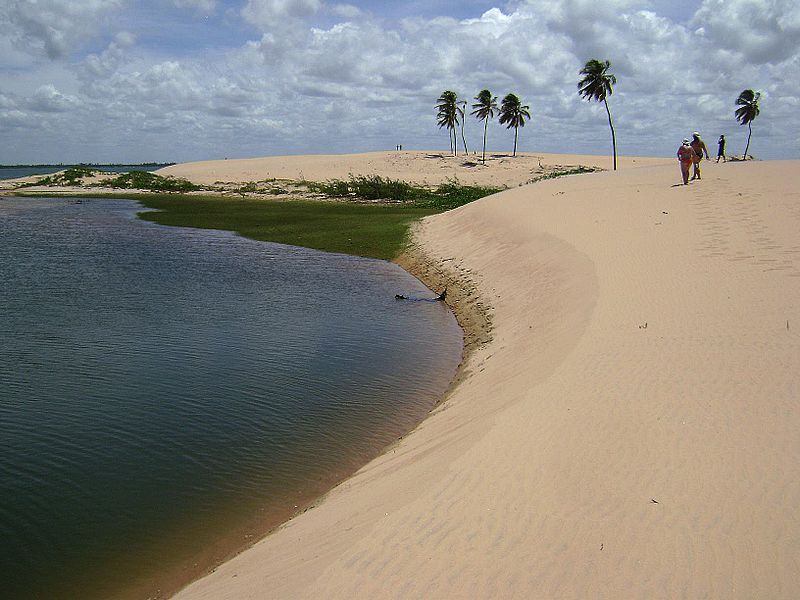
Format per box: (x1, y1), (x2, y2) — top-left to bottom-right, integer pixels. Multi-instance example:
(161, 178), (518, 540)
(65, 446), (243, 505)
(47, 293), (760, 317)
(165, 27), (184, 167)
(173, 156), (800, 599)
(124, 240), (487, 600)
(7, 152), (798, 598)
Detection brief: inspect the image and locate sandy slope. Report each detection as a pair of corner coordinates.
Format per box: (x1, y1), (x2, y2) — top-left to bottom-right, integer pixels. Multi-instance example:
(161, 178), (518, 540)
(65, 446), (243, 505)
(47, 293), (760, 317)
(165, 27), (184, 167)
(175, 157), (800, 599)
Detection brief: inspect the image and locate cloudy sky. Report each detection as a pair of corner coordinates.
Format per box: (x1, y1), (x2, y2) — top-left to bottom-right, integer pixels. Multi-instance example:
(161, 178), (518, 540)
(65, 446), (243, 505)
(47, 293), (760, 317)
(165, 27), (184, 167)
(1, 0), (798, 164)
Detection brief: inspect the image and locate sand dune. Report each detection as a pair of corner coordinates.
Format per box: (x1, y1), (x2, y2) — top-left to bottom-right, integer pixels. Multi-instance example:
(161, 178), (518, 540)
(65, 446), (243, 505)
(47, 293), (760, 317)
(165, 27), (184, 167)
(157, 150), (667, 188)
(175, 156), (800, 599)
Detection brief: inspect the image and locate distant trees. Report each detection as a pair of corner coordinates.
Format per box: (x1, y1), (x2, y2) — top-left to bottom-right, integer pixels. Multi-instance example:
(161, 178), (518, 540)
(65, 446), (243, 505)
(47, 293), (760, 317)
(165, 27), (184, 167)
(434, 60), (765, 166)
(578, 58), (617, 170)
(498, 93), (531, 157)
(436, 91), (461, 156)
(735, 89), (761, 160)
(471, 89), (497, 164)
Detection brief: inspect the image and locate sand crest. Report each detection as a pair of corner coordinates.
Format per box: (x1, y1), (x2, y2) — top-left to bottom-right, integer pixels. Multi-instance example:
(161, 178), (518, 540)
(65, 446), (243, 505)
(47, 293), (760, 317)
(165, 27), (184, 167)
(157, 150), (666, 188)
(166, 155), (798, 599)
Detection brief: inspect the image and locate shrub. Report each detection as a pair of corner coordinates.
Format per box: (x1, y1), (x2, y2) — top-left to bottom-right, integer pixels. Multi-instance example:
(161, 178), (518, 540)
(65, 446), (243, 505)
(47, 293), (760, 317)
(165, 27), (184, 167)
(100, 171), (201, 192)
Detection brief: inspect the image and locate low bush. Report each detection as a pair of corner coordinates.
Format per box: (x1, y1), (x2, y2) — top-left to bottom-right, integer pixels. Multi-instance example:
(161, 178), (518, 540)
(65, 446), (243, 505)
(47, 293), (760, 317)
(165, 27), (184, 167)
(100, 171), (201, 192)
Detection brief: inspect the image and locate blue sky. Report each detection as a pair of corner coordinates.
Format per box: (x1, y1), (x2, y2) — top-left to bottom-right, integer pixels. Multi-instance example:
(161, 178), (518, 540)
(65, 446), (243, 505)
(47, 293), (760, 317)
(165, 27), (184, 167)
(1, 0), (798, 163)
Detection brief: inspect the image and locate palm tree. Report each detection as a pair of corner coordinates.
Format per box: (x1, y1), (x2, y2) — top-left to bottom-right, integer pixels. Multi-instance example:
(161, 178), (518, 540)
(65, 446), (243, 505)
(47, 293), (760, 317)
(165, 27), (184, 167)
(436, 90), (460, 156)
(471, 89), (497, 164)
(459, 101), (469, 155)
(735, 89), (761, 159)
(498, 93), (531, 157)
(578, 58), (617, 170)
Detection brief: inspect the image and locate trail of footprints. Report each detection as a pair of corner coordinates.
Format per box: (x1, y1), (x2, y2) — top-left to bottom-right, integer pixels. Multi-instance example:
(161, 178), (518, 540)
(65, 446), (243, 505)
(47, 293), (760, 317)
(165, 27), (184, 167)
(690, 182), (800, 277)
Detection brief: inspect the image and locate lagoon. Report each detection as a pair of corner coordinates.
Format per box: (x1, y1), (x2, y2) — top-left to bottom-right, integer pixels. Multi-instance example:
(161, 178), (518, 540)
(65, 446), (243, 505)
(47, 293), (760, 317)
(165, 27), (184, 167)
(0, 197), (462, 599)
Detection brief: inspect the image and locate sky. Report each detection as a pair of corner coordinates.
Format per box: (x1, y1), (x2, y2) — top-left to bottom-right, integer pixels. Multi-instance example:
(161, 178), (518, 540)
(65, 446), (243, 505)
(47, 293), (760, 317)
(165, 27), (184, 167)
(1, 0), (798, 164)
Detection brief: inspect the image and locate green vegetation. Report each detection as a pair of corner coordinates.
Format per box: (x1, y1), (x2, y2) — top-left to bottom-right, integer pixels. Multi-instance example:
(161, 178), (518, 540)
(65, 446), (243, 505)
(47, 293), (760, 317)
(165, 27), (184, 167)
(22, 177), (500, 260)
(100, 171), (201, 192)
(436, 90), (462, 156)
(308, 175), (500, 211)
(498, 93), (531, 158)
(19, 166), (99, 186)
(135, 194), (438, 260)
(528, 165), (600, 183)
(471, 89), (497, 164)
(17, 168), (198, 192)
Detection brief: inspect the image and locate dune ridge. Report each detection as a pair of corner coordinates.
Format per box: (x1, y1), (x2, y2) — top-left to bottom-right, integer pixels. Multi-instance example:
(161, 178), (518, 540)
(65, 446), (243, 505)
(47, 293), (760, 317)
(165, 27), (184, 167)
(173, 156), (800, 599)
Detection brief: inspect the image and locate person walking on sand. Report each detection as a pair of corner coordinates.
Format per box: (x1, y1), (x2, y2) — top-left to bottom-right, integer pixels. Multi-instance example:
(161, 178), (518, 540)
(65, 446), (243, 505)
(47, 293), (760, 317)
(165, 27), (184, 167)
(690, 132), (709, 180)
(716, 135), (726, 162)
(677, 139), (694, 185)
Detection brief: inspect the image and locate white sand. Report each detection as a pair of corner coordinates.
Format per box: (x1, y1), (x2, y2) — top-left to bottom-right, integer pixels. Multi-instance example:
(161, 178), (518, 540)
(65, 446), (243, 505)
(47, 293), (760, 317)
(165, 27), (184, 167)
(157, 150), (666, 188)
(173, 155), (800, 599)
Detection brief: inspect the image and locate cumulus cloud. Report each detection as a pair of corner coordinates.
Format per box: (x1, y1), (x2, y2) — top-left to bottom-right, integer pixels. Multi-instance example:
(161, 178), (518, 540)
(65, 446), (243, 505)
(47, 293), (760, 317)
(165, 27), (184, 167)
(692, 0), (800, 64)
(82, 31), (136, 78)
(0, 0), (121, 59)
(2, 0), (799, 162)
(29, 84), (78, 112)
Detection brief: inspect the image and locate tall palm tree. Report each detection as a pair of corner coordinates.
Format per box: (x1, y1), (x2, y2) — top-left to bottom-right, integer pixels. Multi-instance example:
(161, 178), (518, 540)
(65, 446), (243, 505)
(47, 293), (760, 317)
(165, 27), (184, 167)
(578, 58), (617, 170)
(735, 89), (761, 159)
(498, 93), (531, 157)
(471, 89), (497, 164)
(459, 101), (469, 155)
(436, 90), (460, 156)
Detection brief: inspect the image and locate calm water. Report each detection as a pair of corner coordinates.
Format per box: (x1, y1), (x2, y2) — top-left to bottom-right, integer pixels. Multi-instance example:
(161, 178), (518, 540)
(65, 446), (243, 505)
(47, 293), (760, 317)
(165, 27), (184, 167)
(0, 198), (462, 599)
(0, 165), (166, 180)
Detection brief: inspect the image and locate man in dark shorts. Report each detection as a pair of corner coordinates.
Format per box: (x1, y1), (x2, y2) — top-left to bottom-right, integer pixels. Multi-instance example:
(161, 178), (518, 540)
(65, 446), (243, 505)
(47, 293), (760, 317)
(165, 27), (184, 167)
(717, 135), (726, 162)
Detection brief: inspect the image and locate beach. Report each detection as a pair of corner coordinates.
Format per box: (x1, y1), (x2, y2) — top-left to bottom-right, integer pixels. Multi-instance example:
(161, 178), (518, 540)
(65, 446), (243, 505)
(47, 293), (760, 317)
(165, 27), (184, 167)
(167, 153), (800, 599)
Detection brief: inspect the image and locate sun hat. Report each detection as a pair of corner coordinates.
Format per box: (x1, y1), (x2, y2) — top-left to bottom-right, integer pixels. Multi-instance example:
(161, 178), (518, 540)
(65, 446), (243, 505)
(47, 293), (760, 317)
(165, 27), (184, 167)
(683, 138), (690, 144)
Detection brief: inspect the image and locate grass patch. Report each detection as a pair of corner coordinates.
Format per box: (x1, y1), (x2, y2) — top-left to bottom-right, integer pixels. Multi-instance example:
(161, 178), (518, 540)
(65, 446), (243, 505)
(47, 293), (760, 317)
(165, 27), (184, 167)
(135, 194), (438, 260)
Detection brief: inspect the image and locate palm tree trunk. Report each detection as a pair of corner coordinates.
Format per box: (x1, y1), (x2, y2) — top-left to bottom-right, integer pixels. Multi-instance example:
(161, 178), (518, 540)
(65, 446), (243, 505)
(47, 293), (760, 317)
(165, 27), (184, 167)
(513, 126), (518, 157)
(744, 122), (752, 159)
(604, 98), (617, 171)
(482, 118), (488, 164)
(461, 107), (469, 155)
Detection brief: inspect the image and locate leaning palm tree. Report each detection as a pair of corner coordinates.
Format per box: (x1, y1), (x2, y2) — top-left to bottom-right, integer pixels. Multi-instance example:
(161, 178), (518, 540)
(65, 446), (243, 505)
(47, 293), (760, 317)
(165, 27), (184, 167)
(436, 90), (460, 156)
(471, 89), (497, 164)
(735, 89), (761, 159)
(578, 58), (617, 170)
(498, 93), (531, 157)
(459, 101), (469, 155)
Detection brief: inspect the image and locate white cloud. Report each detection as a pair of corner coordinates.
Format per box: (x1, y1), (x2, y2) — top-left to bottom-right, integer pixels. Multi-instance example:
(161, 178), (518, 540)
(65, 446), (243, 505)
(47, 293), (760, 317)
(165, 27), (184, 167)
(242, 0), (323, 28)
(82, 32), (136, 78)
(0, 0), (121, 59)
(29, 84), (78, 112)
(173, 0), (216, 13)
(692, 0), (800, 64)
(1, 0), (798, 162)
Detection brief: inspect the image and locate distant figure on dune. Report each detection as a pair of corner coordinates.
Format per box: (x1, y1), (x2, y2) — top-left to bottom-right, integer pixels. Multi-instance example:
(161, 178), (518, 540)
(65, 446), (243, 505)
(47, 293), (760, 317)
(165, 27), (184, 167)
(677, 139), (695, 185)
(717, 135), (726, 163)
(690, 132), (709, 180)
